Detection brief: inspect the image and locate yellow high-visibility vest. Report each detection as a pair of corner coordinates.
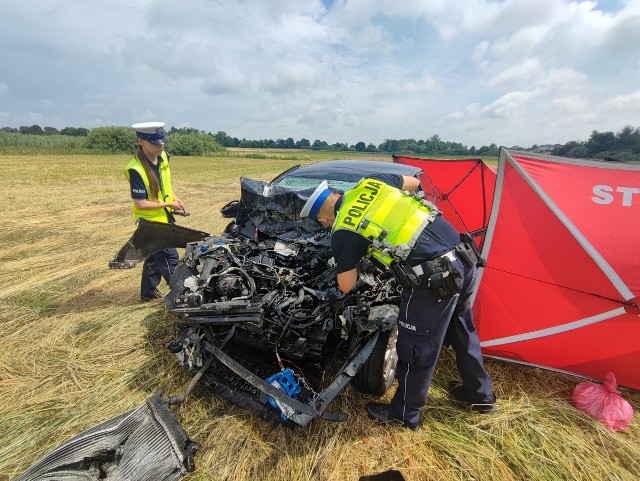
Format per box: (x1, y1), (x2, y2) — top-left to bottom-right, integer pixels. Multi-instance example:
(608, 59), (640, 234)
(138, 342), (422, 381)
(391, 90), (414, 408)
(333, 178), (437, 266)
(124, 152), (174, 223)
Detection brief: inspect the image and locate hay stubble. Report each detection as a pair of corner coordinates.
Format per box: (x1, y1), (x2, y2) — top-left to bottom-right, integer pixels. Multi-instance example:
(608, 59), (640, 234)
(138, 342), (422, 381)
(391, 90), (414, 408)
(0, 153), (638, 481)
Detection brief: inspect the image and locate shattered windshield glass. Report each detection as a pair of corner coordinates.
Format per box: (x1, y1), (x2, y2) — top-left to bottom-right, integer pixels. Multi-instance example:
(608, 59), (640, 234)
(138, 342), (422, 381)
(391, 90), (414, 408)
(273, 176), (359, 192)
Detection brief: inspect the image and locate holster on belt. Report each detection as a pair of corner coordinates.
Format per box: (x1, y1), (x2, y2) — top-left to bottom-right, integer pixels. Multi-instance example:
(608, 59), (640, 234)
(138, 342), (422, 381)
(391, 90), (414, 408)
(409, 252), (462, 302)
(425, 254), (462, 301)
(429, 270), (462, 302)
(390, 260), (422, 289)
(455, 233), (486, 268)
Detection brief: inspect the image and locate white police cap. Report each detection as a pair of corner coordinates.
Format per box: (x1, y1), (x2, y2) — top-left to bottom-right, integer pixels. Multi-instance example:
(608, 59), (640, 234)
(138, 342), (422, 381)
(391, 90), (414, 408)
(132, 121), (165, 144)
(300, 180), (330, 219)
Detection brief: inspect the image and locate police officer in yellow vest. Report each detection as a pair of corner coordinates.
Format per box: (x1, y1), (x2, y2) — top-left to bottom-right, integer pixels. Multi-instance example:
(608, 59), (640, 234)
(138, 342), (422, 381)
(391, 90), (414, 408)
(125, 122), (184, 302)
(300, 173), (496, 430)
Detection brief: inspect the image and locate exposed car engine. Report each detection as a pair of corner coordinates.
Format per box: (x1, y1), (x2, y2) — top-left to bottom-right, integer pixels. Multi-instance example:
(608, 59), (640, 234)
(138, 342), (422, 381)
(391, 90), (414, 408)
(170, 232), (400, 352)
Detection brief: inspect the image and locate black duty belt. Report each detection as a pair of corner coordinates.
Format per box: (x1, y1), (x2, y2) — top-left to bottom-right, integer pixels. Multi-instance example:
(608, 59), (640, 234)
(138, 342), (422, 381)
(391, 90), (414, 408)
(411, 250), (456, 276)
(389, 236), (485, 293)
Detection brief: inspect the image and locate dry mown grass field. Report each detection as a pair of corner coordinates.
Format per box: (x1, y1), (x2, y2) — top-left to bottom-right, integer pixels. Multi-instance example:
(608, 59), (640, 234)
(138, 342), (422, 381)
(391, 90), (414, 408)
(1, 152), (639, 481)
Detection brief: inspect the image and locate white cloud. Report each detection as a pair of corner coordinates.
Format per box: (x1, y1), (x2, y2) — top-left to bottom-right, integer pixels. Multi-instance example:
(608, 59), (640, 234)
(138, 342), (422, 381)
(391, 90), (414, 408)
(376, 72), (438, 96)
(483, 89), (544, 118)
(540, 67), (588, 90)
(488, 58), (543, 88)
(0, 0), (638, 147)
(602, 90), (640, 112)
(551, 95), (587, 113)
(203, 66), (251, 95)
(261, 62), (326, 94)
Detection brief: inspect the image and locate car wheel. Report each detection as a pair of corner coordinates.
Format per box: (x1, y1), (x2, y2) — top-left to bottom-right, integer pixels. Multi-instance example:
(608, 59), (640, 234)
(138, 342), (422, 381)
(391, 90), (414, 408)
(351, 323), (398, 396)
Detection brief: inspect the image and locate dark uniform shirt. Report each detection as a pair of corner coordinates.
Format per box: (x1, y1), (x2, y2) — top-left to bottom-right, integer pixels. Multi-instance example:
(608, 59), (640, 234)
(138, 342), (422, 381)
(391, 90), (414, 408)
(331, 173), (461, 273)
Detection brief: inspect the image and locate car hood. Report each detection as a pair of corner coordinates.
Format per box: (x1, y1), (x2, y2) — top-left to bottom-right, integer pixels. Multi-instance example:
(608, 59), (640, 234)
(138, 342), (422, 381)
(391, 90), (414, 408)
(235, 177), (329, 244)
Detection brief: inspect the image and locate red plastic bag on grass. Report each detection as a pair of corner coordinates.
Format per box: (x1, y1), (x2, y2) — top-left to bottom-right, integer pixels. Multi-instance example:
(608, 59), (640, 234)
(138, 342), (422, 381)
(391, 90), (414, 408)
(572, 372), (634, 431)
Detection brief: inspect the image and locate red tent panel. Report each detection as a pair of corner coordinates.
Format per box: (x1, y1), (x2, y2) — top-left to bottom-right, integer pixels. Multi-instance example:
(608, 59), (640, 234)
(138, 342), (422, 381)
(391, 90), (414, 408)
(512, 155), (640, 295)
(475, 149), (640, 390)
(393, 155), (496, 249)
(390, 151), (639, 389)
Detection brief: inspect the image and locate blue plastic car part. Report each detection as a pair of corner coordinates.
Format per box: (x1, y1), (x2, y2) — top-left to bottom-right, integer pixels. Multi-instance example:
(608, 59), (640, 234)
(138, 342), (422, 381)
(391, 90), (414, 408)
(265, 368), (302, 420)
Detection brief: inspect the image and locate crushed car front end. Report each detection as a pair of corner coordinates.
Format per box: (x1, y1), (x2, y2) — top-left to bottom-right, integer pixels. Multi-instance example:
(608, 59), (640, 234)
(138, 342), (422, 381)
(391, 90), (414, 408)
(164, 175), (402, 426)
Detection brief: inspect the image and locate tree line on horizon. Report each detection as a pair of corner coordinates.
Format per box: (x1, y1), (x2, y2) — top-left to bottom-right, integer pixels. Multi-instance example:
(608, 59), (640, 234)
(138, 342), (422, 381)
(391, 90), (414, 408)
(2, 124), (639, 160)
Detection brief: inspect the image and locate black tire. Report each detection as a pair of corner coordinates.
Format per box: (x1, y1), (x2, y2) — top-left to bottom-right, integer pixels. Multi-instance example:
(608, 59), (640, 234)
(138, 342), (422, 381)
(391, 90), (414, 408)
(351, 323), (398, 396)
(165, 262), (197, 309)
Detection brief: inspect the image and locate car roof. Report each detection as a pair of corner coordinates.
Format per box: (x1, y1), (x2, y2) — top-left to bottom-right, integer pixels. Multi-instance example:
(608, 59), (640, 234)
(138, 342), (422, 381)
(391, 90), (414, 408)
(278, 159), (421, 181)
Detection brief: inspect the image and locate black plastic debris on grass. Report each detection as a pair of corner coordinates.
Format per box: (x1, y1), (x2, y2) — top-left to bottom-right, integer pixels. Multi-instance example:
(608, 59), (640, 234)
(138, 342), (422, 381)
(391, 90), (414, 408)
(359, 469), (406, 481)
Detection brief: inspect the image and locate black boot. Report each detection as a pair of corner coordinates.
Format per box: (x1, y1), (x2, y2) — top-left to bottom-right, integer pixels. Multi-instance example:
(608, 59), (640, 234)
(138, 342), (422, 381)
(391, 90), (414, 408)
(365, 402), (418, 430)
(141, 288), (163, 302)
(448, 381), (497, 413)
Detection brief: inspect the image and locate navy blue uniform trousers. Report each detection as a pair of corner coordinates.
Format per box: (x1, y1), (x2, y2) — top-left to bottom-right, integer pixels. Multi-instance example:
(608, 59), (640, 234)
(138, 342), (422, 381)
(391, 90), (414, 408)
(390, 255), (494, 427)
(141, 248), (179, 298)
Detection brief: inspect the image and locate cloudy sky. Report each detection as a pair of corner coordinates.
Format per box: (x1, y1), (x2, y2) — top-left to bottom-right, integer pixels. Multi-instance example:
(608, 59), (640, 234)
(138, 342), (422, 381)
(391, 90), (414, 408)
(1, 0), (639, 148)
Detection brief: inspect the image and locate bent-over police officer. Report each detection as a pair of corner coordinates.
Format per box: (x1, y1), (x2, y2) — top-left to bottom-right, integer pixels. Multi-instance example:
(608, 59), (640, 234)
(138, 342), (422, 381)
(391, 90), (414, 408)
(299, 172), (496, 430)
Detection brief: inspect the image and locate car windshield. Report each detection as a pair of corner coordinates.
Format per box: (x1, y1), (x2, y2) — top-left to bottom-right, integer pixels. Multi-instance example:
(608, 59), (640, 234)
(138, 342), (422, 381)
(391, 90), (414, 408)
(273, 175), (363, 192)
(270, 160), (421, 193)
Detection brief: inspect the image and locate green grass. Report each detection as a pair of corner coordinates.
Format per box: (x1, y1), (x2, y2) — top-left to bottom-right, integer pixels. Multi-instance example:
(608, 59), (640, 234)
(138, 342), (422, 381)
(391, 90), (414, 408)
(0, 131), (90, 155)
(0, 151), (636, 481)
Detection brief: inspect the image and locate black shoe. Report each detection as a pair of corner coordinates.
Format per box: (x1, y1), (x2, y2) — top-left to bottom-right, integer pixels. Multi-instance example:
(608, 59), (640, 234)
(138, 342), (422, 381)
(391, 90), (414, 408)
(141, 289), (163, 302)
(365, 402), (418, 430)
(448, 381), (497, 413)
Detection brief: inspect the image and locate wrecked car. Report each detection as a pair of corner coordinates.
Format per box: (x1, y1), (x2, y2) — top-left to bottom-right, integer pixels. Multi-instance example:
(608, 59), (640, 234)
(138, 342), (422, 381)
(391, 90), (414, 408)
(164, 160), (424, 427)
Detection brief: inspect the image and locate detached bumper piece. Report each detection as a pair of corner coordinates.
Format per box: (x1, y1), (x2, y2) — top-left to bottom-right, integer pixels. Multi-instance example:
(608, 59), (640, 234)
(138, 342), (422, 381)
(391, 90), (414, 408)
(200, 333), (379, 427)
(16, 391), (196, 481)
